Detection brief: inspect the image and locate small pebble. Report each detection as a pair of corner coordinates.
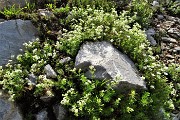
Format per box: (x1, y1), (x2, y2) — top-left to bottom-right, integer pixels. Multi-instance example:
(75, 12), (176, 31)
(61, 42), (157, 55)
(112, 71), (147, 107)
(44, 64), (57, 79)
(146, 28), (156, 35)
(161, 37), (177, 43)
(157, 24), (161, 27)
(157, 15), (164, 20)
(152, 1), (159, 7)
(174, 47), (180, 52)
(60, 57), (71, 64)
(146, 35), (157, 46)
(166, 54), (175, 59)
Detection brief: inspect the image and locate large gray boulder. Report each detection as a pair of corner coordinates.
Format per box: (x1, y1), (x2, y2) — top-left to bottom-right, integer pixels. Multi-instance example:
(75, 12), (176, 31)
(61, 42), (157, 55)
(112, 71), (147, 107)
(0, 19), (39, 66)
(0, 0), (30, 10)
(75, 41), (146, 93)
(0, 91), (23, 120)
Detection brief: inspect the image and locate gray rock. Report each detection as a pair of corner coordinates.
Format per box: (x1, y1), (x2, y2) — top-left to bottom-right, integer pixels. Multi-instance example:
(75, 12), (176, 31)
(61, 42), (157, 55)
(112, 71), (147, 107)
(174, 46), (180, 52)
(36, 109), (49, 120)
(0, 19), (39, 66)
(146, 34), (157, 46)
(0, 0), (30, 10)
(38, 9), (55, 18)
(168, 28), (180, 38)
(53, 104), (67, 120)
(60, 57), (71, 64)
(157, 15), (164, 20)
(75, 41), (146, 93)
(28, 73), (37, 85)
(166, 54), (175, 59)
(0, 91), (23, 120)
(152, 1), (159, 7)
(172, 112), (180, 120)
(146, 28), (156, 36)
(161, 37), (177, 43)
(44, 64), (57, 79)
(166, 16), (175, 21)
(145, 28), (157, 46)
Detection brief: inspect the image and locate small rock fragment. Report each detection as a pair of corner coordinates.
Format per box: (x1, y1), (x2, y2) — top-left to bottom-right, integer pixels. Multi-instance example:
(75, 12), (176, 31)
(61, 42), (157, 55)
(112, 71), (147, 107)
(60, 57), (71, 64)
(38, 9), (55, 18)
(174, 46), (180, 52)
(161, 37), (177, 43)
(44, 64), (57, 78)
(147, 34), (157, 46)
(157, 15), (164, 20)
(166, 54), (175, 59)
(146, 28), (156, 36)
(152, 1), (159, 7)
(28, 74), (37, 85)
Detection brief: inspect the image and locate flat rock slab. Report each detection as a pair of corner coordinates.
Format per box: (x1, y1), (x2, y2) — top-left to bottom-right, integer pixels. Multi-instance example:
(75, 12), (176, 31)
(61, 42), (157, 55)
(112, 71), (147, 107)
(75, 41), (146, 92)
(0, 19), (38, 66)
(0, 91), (23, 120)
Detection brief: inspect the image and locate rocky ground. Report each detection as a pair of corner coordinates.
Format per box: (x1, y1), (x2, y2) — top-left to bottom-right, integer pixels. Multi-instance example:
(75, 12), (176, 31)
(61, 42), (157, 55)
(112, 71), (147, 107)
(0, 0), (179, 120)
(152, 14), (180, 65)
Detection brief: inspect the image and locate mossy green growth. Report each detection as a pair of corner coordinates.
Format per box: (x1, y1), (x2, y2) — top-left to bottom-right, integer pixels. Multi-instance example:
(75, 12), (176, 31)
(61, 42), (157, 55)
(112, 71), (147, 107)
(130, 0), (154, 27)
(0, 4), (24, 19)
(56, 6), (172, 119)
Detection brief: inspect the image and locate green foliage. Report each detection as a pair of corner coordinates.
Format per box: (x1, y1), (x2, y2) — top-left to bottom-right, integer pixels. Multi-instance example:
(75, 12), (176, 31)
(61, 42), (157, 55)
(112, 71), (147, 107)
(53, 5), (70, 16)
(0, 1), (177, 119)
(167, 1), (180, 15)
(24, 2), (36, 13)
(131, 0), (154, 27)
(166, 63), (180, 111)
(67, 0), (115, 11)
(55, 6), (171, 119)
(59, 67), (118, 119)
(0, 5), (24, 18)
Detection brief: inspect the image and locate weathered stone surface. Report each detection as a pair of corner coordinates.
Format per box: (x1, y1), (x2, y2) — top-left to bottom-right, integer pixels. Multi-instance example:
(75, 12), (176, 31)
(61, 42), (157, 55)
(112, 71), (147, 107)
(152, 1), (159, 7)
(60, 57), (71, 64)
(0, 91), (23, 120)
(0, 19), (39, 66)
(161, 37), (177, 43)
(75, 41), (146, 92)
(53, 104), (67, 120)
(0, 0), (30, 10)
(172, 112), (180, 120)
(146, 34), (157, 46)
(27, 73), (37, 85)
(174, 46), (180, 51)
(146, 28), (157, 46)
(146, 28), (156, 36)
(38, 9), (55, 18)
(44, 64), (57, 79)
(36, 109), (49, 120)
(157, 15), (164, 20)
